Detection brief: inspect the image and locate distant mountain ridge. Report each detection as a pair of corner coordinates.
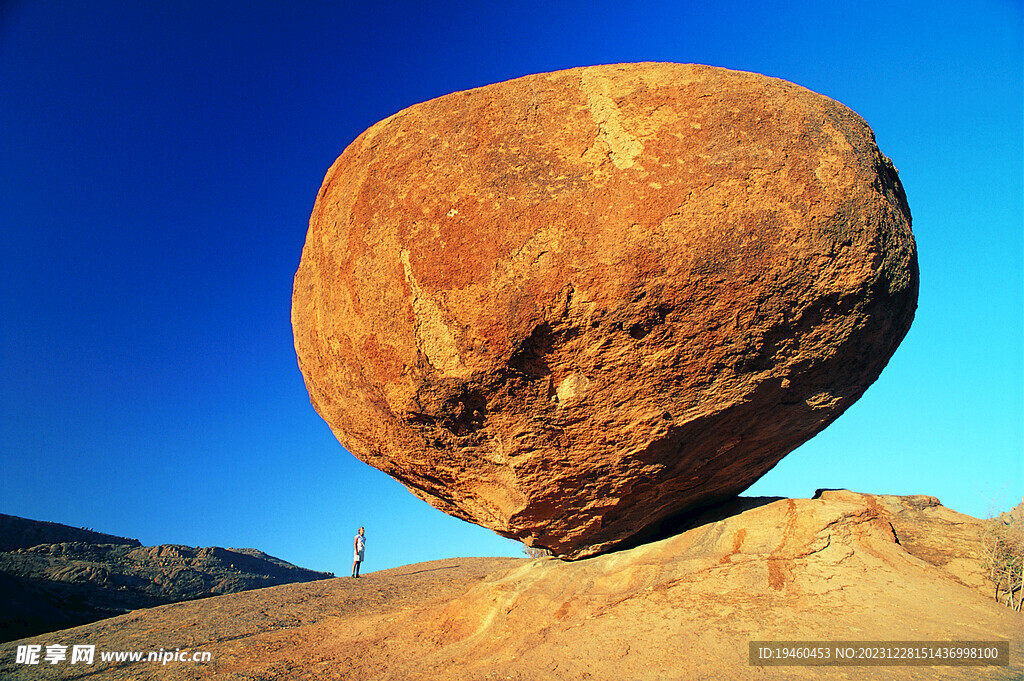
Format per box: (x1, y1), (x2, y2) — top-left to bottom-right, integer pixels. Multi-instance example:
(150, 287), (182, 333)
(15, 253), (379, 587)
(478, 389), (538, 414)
(0, 513), (333, 642)
(0, 513), (141, 551)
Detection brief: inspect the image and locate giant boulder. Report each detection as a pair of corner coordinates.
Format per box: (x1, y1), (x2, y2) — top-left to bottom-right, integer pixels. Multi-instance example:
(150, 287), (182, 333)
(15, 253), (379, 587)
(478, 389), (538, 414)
(292, 63), (918, 558)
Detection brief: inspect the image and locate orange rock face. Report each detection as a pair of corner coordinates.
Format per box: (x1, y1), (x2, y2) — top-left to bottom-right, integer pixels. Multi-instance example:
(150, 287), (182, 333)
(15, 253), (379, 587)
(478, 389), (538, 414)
(292, 63), (918, 558)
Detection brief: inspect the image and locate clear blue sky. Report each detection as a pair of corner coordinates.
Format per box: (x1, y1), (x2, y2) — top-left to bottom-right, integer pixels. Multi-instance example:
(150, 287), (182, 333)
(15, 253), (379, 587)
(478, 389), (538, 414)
(2, 1), (1021, 575)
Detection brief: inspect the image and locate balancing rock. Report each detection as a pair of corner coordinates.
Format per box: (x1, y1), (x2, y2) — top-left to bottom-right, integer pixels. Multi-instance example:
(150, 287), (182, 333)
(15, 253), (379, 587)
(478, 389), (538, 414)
(292, 63), (918, 558)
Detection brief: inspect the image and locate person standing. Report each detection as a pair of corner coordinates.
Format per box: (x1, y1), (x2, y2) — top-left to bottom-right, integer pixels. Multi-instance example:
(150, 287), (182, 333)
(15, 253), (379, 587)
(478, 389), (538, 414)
(352, 527), (366, 578)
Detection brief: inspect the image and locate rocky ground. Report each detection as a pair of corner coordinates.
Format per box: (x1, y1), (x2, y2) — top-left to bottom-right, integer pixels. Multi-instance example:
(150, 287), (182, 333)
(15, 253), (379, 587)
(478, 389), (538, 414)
(0, 515), (332, 642)
(1, 491), (1019, 680)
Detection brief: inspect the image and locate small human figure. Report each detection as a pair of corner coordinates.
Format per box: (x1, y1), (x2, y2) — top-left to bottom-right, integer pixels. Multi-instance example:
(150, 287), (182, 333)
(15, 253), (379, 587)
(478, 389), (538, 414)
(351, 526), (366, 578)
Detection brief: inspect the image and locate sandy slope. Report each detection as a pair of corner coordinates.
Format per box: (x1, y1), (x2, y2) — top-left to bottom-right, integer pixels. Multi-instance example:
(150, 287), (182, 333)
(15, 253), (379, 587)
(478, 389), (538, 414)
(1, 491), (1020, 680)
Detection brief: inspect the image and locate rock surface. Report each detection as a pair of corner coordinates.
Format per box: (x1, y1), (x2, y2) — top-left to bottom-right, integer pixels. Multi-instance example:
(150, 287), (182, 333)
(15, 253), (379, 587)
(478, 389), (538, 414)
(2, 492), (1018, 680)
(0, 514), (332, 642)
(292, 62), (919, 557)
(997, 498), (1024, 529)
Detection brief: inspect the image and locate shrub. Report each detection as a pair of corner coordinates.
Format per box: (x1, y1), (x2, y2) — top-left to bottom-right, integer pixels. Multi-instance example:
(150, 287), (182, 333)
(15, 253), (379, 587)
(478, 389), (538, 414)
(983, 523), (1024, 611)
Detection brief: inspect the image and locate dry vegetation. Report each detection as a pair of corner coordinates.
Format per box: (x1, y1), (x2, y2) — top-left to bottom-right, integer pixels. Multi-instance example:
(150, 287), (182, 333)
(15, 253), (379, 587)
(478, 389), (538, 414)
(983, 523), (1024, 611)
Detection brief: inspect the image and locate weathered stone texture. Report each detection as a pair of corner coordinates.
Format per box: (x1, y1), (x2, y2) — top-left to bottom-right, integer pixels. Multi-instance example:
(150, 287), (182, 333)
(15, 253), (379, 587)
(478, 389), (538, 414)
(292, 63), (918, 558)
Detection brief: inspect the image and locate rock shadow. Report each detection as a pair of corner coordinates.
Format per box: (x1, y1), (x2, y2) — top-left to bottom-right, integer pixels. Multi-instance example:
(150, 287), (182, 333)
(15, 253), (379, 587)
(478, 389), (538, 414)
(398, 565), (462, 577)
(607, 495), (786, 556)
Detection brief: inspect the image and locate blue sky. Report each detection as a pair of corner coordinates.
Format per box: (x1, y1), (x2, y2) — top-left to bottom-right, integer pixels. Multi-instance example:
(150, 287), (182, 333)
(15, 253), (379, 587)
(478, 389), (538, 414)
(2, 1), (1021, 575)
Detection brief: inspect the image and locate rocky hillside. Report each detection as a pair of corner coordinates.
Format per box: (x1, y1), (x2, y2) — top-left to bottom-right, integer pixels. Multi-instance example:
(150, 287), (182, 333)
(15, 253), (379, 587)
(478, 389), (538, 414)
(0, 515), (332, 642)
(1, 491), (1018, 680)
(0, 513), (141, 552)
(996, 498), (1024, 528)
